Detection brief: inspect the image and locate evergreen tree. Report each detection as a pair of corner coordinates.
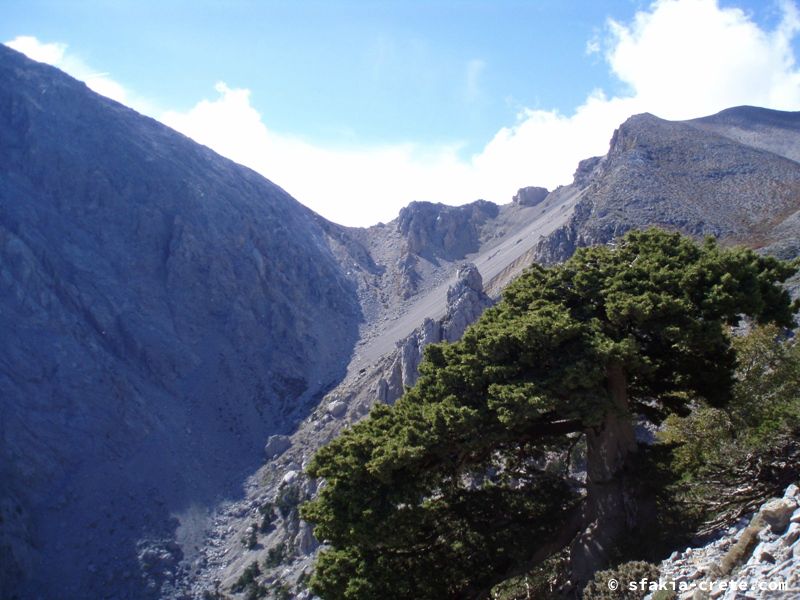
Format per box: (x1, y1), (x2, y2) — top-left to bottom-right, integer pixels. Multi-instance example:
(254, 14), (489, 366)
(301, 229), (798, 599)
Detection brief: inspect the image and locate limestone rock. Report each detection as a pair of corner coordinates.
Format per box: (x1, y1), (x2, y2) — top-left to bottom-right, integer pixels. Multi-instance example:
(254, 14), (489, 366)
(512, 186), (549, 207)
(759, 498), (797, 534)
(327, 401), (347, 418)
(396, 200), (499, 260)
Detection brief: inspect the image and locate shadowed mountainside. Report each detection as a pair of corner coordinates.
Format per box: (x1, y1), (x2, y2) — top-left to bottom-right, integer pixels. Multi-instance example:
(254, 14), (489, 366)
(0, 45), (361, 599)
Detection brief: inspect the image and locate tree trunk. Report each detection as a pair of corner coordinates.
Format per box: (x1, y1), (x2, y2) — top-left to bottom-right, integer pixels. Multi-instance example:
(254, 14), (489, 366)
(569, 363), (639, 591)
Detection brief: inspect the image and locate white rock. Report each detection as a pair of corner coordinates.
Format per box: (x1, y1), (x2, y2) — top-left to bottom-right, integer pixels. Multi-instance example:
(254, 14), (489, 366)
(282, 470), (299, 485)
(783, 522), (800, 547)
(784, 483), (799, 499)
(759, 498), (796, 534)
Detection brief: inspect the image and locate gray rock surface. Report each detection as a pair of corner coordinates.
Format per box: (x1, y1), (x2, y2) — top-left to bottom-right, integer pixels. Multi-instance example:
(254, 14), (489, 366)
(380, 262), (493, 399)
(513, 186), (549, 207)
(264, 435), (291, 460)
(396, 199), (499, 260)
(535, 109), (800, 265)
(645, 484), (800, 599)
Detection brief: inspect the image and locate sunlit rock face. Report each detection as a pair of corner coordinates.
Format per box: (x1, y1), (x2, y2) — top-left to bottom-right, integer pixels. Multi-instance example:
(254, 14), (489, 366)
(535, 109), (800, 265)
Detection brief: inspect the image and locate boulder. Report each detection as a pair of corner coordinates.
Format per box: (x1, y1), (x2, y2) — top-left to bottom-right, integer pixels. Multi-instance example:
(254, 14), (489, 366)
(327, 401), (347, 418)
(758, 498), (797, 534)
(264, 435), (291, 459)
(512, 186), (549, 207)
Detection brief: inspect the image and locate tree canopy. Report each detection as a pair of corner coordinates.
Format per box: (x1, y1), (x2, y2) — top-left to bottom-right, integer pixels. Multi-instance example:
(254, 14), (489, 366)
(301, 228), (798, 599)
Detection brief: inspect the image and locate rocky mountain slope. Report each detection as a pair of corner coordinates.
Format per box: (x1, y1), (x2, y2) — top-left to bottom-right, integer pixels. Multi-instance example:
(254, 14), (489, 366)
(0, 45), (365, 600)
(198, 109), (800, 599)
(2, 43), (800, 600)
(534, 109), (800, 264)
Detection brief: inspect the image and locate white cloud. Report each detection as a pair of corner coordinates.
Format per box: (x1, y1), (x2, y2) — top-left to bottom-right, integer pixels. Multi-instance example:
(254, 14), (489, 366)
(159, 0), (800, 226)
(162, 84), (474, 226)
(465, 58), (486, 103)
(5, 35), (66, 64)
(6, 1), (800, 227)
(606, 0), (800, 117)
(5, 35), (156, 114)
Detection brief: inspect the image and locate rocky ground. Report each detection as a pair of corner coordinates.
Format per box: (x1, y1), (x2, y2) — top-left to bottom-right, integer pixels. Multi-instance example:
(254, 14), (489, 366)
(644, 484), (800, 600)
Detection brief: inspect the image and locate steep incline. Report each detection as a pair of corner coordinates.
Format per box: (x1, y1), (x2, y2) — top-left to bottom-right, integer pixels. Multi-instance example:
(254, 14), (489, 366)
(203, 107), (800, 599)
(0, 46), (360, 599)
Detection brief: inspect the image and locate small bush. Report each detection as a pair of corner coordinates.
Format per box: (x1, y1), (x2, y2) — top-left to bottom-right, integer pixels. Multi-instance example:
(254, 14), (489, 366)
(492, 549), (569, 599)
(582, 561), (660, 600)
(231, 561), (267, 598)
(275, 485), (302, 518)
(270, 582), (292, 600)
(258, 503), (275, 533)
(265, 542), (291, 568)
(715, 515), (764, 576)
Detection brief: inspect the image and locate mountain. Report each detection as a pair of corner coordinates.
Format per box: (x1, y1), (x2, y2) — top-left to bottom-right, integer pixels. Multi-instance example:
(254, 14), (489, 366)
(200, 108), (800, 598)
(1, 42), (799, 599)
(535, 109), (800, 264)
(0, 45), (364, 599)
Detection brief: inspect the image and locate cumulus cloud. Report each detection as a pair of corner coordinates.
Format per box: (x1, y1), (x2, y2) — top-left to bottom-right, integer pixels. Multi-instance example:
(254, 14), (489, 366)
(5, 35), (154, 114)
(162, 84), (473, 226)
(7, 1), (800, 226)
(160, 0), (800, 226)
(606, 0), (800, 117)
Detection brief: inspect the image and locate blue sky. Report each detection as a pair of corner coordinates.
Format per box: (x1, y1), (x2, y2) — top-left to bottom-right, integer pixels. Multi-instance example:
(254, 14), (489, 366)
(3, 1), (800, 226)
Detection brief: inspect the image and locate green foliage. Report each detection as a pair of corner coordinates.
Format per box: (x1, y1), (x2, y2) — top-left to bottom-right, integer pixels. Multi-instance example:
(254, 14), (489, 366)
(265, 542), (291, 568)
(269, 582), (292, 600)
(301, 229), (798, 600)
(715, 517), (764, 576)
(729, 324), (800, 445)
(658, 324), (800, 527)
(231, 561), (266, 598)
(258, 502), (275, 533)
(582, 561), (660, 600)
(275, 484), (302, 518)
(491, 549), (569, 599)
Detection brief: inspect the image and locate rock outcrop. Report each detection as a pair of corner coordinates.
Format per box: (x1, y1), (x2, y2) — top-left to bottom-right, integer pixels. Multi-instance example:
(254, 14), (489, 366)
(396, 200), (499, 260)
(377, 262), (493, 402)
(512, 186), (549, 207)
